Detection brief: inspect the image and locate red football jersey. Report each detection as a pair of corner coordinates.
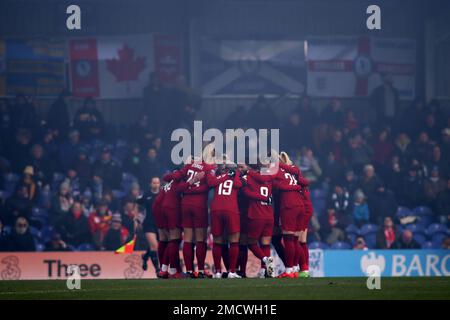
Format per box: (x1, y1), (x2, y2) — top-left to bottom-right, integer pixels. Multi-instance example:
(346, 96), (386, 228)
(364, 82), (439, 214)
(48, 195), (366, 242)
(273, 164), (303, 209)
(176, 162), (216, 208)
(207, 171), (242, 213)
(242, 170), (273, 220)
(152, 189), (165, 217)
(161, 171), (182, 209)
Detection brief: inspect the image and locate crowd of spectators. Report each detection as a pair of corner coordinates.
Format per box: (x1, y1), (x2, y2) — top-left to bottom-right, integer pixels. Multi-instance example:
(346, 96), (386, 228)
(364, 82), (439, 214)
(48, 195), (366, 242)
(0, 74), (449, 252)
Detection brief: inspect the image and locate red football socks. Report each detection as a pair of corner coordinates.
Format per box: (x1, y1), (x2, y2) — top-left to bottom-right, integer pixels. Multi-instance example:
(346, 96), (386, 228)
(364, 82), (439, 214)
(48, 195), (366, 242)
(212, 242), (222, 273)
(228, 242), (239, 273)
(196, 241), (207, 271)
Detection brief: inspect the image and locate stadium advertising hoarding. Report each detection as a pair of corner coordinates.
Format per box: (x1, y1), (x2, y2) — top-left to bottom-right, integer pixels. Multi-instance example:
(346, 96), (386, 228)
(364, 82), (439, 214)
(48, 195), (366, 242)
(0, 250), (448, 280)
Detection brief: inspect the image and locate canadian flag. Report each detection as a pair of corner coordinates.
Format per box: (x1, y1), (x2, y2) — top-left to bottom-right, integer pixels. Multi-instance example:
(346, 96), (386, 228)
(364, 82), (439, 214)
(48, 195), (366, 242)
(69, 34), (181, 98)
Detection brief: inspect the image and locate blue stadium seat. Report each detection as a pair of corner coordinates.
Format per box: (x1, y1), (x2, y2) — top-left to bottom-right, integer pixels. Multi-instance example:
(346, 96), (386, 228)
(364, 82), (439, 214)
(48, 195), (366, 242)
(78, 243), (94, 251)
(360, 223), (378, 235)
(427, 223), (448, 236)
(330, 241), (351, 250)
(309, 241), (329, 250)
(346, 224), (360, 235)
(431, 233), (447, 247)
(405, 224), (426, 235)
(421, 241), (434, 249)
(36, 243), (45, 252)
(3, 226), (12, 235)
(396, 206), (412, 219)
(29, 226), (42, 239)
(413, 206), (433, 216)
(413, 233), (427, 245)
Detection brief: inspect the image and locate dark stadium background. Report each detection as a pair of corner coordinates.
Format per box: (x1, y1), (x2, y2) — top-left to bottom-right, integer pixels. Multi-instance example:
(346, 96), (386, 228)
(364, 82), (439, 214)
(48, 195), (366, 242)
(0, 0), (449, 282)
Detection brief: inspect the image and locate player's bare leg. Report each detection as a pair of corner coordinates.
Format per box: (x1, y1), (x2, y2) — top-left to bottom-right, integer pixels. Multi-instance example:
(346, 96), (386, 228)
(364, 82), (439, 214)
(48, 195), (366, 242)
(248, 237), (274, 278)
(195, 227), (210, 278)
(182, 228), (196, 277)
(212, 236), (224, 278)
(142, 232), (159, 273)
(227, 232), (241, 278)
(168, 228), (183, 278)
(298, 229), (310, 277)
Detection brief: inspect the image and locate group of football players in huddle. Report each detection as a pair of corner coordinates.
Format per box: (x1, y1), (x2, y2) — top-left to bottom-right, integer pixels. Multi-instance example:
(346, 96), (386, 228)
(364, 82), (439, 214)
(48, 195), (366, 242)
(146, 145), (313, 279)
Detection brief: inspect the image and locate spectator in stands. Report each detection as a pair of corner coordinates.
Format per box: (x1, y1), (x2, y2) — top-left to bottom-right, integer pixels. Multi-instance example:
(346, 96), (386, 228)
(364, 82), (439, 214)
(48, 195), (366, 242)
(4, 185), (33, 225)
(283, 112), (311, 153)
(327, 184), (352, 224)
(46, 90), (71, 141)
(58, 201), (91, 247)
(436, 179), (450, 218)
(376, 216), (398, 249)
(414, 132), (433, 163)
(400, 164), (424, 208)
(427, 146), (447, 179)
(103, 213), (130, 251)
(391, 230), (421, 249)
(44, 232), (71, 252)
(72, 147), (91, 191)
(347, 134), (373, 173)
(323, 151), (345, 185)
(297, 147), (322, 186)
(7, 216), (36, 251)
(393, 133), (413, 168)
(360, 164), (383, 203)
(371, 128), (394, 171)
(21, 166), (38, 202)
(369, 74), (399, 126)
(323, 129), (345, 164)
(121, 198), (139, 234)
(423, 113), (440, 142)
(142, 72), (166, 133)
(28, 144), (54, 186)
(8, 128), (33, 172)
(343, 169), (359, 195)
(0, 218), (8, 251)
(50, 182), (73, 225)
(124, 143), (142, 178)
(321, 97), (345, 131)
(139, 148), (162, 186)
(93, 146), (122, 190)
(59, 129), (82, 171)
(11, 94), (39, 131)
(88, 200), (112, 249)
(384, 157), (403, 194)
(352, 189), (369, 226)
(321, 208), (346, 245)
(0, 98), (12, 139)
(353, 236), (368, 250)
(370, 185), (398, 224)
(73, 97), (105, 141)
(424, 167), (446, 211)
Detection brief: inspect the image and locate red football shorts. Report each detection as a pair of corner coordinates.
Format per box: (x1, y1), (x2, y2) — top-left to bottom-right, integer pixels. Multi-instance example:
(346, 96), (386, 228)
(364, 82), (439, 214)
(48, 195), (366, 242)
(210, 210), (240, 237)
(280, 205), (304, 232)
(247, 217), (274, 240)
(181, 205), (208, 228)
(161, 207), (181, 229)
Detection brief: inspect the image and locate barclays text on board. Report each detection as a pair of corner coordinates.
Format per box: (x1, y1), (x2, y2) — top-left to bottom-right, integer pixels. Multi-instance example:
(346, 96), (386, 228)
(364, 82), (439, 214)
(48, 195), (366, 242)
(311, 250), (450, 277)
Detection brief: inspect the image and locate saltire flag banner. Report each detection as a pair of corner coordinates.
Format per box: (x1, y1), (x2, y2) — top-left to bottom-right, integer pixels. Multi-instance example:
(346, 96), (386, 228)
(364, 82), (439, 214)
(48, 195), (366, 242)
(306, 36), (416, 100)
(199, 39), (306, 96)
(115, 235), (137, 254)
(4, 38), (65, 96)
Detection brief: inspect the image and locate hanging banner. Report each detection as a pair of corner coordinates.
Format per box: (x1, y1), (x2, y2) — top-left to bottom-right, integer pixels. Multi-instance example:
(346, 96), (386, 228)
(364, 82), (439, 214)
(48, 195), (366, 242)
(306, 36), (416, 100)
(199, 39), (306, 96)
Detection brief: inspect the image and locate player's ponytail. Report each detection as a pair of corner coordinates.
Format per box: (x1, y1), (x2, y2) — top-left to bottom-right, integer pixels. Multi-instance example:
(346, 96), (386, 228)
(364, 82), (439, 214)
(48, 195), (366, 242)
(280, 151), (293, 165)
(202, 142), (215, 165)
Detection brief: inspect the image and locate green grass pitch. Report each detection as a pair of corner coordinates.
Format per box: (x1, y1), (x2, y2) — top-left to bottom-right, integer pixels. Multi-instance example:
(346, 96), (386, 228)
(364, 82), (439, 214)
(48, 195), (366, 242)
(0, 277), (449, 300)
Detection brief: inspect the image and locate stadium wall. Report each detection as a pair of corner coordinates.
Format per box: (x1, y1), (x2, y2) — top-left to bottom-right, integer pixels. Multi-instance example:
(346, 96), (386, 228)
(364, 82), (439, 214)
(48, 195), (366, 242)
(1, 250), (448, 280)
